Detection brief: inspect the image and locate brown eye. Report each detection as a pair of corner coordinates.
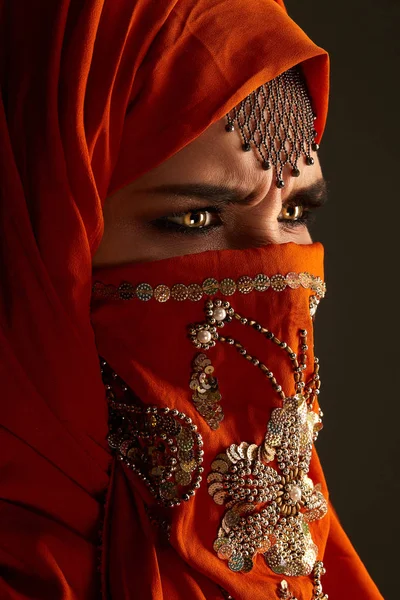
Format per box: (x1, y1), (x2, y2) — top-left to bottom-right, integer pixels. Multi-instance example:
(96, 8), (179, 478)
(167, 210), (214, 229)
(279, 204), (304, 221)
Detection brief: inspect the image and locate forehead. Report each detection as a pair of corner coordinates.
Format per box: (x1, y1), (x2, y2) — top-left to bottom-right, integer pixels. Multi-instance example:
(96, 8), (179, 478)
(127, 116), (323, 201)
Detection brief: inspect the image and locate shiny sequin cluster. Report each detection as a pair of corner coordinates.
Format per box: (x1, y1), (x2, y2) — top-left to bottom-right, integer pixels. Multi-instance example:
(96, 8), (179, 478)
(309, 295), (320, 319)
(100, 359), (204, 506)
(189, 300), (327, 577)
(190, 354), (224, 430)
(91, 271), (326, 303)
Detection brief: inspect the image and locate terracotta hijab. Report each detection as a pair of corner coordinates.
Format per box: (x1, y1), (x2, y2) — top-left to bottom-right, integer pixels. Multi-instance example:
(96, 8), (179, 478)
(0, 0), (381, 598)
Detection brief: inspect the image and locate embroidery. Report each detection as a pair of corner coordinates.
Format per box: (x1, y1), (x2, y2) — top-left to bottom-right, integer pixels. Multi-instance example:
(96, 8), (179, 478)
(92, 271), (326, 303)
(190, 354), (224, 430)
(277, 562), (328, 599)
(309, 295), (320, 318)
(100, 358), (204, 507)
(219, 562), (328, 600)
(278, 579), (299, 600)
(188, 300), (327, 577)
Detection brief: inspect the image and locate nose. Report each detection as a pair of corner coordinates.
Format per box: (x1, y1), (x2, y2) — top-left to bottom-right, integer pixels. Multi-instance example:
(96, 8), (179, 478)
(221, 164), (318, 248)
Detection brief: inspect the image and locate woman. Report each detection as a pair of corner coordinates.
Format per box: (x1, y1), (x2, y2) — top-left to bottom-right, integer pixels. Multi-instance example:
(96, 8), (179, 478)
(0, 1), (382, 598)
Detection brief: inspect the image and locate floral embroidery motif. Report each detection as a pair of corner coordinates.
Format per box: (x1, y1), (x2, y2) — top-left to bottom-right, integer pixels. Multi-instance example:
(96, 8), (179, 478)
(189, 354), (224, 430)
(188, 299), (327, 577)
(208, 395), (327, 576)
(92, 271), (326, 303)
(100, 359), (204, 507)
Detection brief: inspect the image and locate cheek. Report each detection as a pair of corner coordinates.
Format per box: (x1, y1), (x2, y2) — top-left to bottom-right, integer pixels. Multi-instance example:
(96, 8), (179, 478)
(280, 226), (313, 245)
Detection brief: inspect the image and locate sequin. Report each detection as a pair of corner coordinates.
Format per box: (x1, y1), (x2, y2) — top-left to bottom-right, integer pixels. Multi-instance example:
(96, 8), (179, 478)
(237, 441), (249, 459)
(202, 278), (219, 295)
(209, 482), (225, 496)
(177, 429), (194, 451)
(253, 273), (270, 291)
(228, 553), (245, 572)
(211, 459), (229, 473)
(213, 537), (230, 552)
(187, 283), (203, 301)
(118, 282), (135, 300)
(219, 278), (237, 296)
(135, 282), (153, 301)
(160, 482), (178, 500)
(227, 444), (242, 463)
(237, 275), (254, 294)
(154, 284), (170, 302)
(247, 444), (258, 461)
(164, 415), (182, 436)
(207, 472), (224, 484)
(213, 490), (229, 505)
(241, 556), (254, 573)
(299, 272), (312, 288)
(175, 469), (192, 486)
(171, 283), (188, 301)
(285, 272), (301, 289)
(178, 449), (195, 462)
(217, 544), (234, 560)
(223, 510), (241, 529)
(181, 458), (197, 472)
(215, 453), (230, 463)
(270, 274), (287, 292)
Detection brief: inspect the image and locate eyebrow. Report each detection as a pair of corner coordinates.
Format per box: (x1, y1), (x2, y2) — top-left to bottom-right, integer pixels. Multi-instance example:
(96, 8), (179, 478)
(145, 178), (328, 209)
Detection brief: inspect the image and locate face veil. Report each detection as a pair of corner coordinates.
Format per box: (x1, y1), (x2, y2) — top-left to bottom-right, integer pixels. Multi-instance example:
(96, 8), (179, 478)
(91, 242), (330, 599)
(0, 1), (383, 599)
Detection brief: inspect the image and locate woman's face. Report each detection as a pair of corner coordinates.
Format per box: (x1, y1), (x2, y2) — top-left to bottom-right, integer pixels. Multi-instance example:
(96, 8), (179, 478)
(92, 117), (327, 267)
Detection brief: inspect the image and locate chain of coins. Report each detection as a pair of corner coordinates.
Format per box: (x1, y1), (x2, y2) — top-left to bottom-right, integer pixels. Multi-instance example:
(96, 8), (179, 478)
(100, 358), (204, 507)
(188, 299), (327, 577)
(225, 66), (318, 189)
(91, 271), (326, 303)
(190, 354), (224, 430)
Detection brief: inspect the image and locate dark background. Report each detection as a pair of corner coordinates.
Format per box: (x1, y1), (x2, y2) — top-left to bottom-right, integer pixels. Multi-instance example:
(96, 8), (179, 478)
(285, 1), (399, 598)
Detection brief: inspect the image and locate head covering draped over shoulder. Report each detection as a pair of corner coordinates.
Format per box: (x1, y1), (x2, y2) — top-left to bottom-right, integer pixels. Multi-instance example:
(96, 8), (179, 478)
(0, 1), (359, 598)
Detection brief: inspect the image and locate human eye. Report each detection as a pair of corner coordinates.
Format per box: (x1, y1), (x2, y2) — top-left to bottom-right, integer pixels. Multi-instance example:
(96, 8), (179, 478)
(278, 202), (316, 229)
(151, 207), (222, 235)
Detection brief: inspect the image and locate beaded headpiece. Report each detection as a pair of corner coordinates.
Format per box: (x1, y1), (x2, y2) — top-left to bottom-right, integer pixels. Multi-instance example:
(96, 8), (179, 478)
(225, 66), (319, 188)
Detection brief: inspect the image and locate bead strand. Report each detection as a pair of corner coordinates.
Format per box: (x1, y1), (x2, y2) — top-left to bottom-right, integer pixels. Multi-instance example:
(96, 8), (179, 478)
(218, 334), (286, 401)
(232, 310), (302, 382)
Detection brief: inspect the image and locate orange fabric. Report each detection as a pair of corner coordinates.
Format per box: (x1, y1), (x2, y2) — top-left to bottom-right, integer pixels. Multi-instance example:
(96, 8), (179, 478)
(90, 243), (382, 599)
(0, 0), (380, 599)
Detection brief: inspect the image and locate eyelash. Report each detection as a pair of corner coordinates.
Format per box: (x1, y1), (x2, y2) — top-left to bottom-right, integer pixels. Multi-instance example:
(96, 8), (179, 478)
(279, 208), (316, 230)
(151, 205), (315, 235)
(151, 207), (222, 236)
